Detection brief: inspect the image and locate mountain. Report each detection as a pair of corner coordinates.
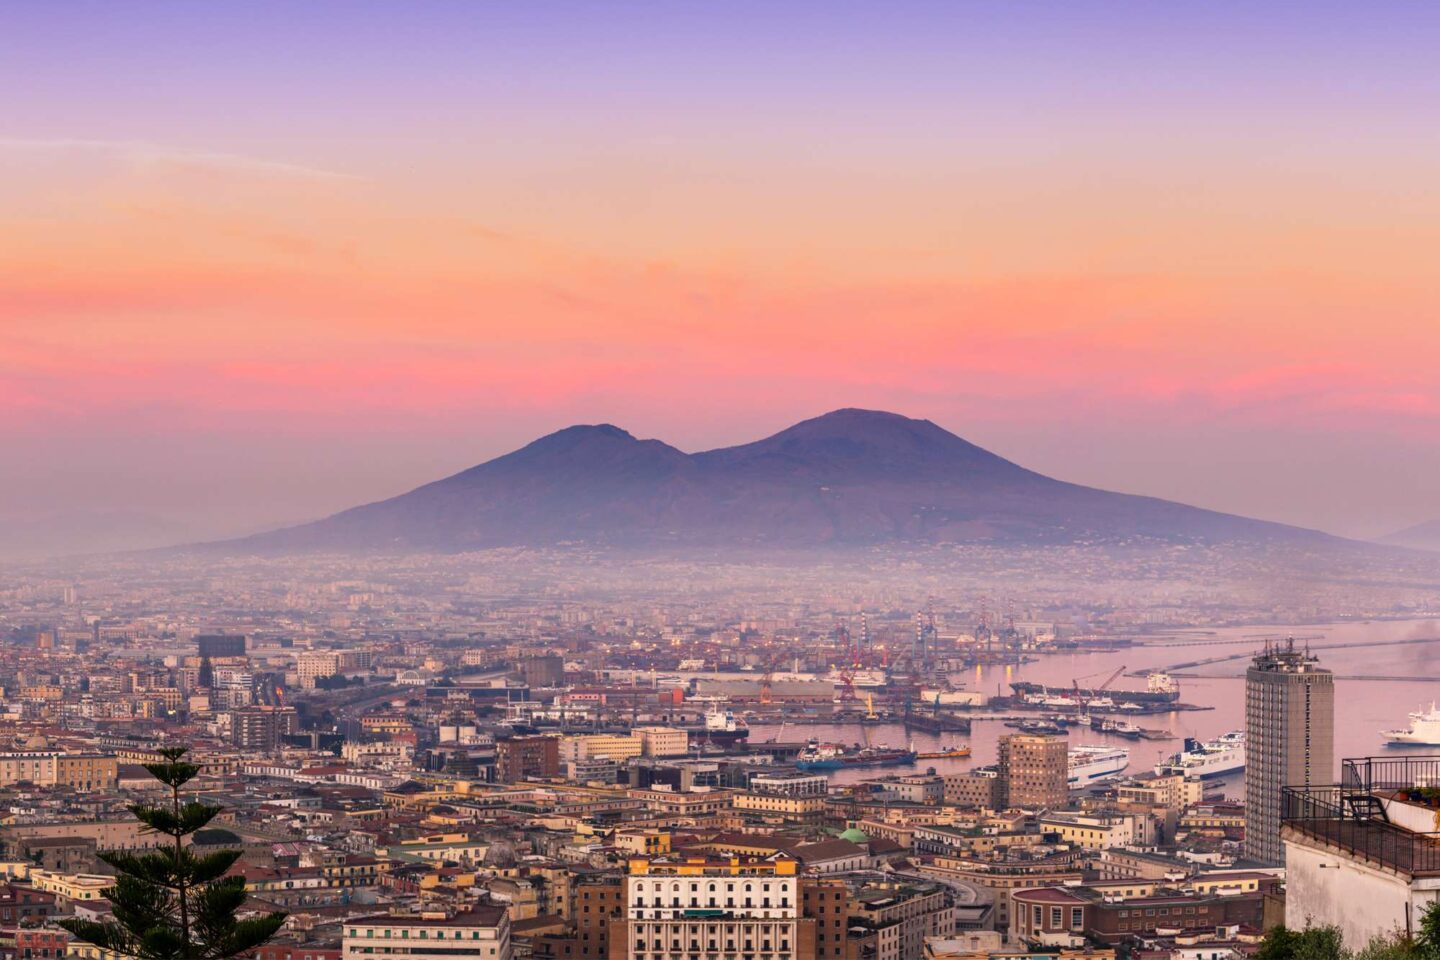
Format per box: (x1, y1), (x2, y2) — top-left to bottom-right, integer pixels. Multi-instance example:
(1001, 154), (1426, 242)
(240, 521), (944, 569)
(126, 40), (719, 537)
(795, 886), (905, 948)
(1379, 519), (1440, 552)
(223, 408), (1334, 552)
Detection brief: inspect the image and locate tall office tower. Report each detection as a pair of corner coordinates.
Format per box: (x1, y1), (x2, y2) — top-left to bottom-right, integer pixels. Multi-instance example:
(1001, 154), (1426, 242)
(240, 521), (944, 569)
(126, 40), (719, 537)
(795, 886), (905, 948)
(1245, 639), (1334, 865)
(996, 733), (1069, 810)
(612, 855), (816, 960)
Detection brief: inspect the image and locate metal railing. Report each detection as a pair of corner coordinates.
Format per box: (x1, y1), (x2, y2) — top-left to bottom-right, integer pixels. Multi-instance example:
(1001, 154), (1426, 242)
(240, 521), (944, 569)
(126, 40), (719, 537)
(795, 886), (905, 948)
(1282, 783), (1440, 876)
(1342, 756), (1440, 794)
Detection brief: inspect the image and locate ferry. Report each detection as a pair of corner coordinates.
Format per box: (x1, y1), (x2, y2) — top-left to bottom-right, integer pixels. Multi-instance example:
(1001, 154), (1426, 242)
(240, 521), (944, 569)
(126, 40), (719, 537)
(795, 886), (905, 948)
(1067, 745), (1130, 785)
(1153, 731), (1245, 778)
(916, 744), (972, 759)
(1384, 704), (1440, 745)
(795, 739), (917, 771)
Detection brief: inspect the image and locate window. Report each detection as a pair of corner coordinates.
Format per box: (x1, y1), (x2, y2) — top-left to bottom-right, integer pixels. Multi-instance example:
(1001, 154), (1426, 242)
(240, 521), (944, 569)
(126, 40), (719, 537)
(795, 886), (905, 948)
(1071, 907), (1083, 929)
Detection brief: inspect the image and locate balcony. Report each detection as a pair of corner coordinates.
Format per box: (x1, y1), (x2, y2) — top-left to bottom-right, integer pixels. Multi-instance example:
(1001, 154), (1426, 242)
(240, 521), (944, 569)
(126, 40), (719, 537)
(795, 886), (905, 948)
(1281, 757), (1440, 877)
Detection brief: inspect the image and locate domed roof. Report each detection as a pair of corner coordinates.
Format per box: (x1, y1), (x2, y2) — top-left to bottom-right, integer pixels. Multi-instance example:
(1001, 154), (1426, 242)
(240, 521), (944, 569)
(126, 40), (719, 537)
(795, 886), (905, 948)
(838, 828), (868, 843)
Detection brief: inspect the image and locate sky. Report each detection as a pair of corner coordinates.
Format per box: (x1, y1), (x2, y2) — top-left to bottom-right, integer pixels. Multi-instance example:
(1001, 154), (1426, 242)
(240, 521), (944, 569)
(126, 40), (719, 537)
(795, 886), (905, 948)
(4, 1), (1440, 549)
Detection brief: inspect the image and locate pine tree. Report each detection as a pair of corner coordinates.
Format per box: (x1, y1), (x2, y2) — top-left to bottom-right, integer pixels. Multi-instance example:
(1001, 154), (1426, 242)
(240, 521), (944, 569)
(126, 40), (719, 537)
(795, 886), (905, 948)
(58, 747), (287, 959)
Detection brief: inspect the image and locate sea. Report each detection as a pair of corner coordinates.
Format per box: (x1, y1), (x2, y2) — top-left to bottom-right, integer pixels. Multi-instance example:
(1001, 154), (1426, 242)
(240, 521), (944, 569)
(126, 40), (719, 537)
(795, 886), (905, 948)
(746, 618), (1440, 789)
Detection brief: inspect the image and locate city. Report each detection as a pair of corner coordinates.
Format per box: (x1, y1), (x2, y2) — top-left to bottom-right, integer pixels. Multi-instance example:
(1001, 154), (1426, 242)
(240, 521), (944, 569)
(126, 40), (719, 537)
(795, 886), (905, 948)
(7, 4), (1440, 960)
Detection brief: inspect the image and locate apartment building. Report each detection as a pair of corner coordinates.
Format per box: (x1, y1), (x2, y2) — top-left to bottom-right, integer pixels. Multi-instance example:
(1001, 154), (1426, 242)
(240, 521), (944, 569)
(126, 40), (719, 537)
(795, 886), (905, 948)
(343, 906), (511, 960)
(611, 856), (812, 960)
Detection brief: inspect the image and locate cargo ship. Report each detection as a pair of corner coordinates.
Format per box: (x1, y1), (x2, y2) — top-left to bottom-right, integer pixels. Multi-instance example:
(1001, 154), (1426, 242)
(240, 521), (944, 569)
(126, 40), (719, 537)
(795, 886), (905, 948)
(1153, 731), (1245, 777)
(795, 739), (917, 771)
(686, 705), (750, 746)
(1067, 745), (1130, 785)
(1012, 671), (1180, 706)
(916, 744), (972, 759)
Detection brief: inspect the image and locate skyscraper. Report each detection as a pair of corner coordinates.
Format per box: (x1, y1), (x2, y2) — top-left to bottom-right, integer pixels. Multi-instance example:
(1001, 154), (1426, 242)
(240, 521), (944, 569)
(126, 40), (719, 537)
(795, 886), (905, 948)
(1244, 639), (1334, 864)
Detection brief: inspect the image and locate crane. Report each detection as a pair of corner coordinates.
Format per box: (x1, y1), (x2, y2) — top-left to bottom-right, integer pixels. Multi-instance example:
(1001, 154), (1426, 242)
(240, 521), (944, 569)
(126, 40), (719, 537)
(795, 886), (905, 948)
(1072, 664), (1126, 717)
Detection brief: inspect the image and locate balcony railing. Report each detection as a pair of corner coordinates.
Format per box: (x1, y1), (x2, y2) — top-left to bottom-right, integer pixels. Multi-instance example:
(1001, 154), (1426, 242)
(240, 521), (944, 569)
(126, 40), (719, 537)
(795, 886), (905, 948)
(1282, 783), (1440, 876)
(1342, 756), (1440, 794)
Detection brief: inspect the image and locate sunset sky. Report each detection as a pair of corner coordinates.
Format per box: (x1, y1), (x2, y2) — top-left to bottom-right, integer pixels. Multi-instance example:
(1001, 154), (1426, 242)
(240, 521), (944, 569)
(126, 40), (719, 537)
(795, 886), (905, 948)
(5, 2), (1440, 546)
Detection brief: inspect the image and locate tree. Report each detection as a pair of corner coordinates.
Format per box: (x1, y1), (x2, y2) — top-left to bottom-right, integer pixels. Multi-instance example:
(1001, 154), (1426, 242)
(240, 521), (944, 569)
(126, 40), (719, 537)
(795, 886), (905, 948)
(1258, 925), (1344, 960)
(57, 747), (287, 960)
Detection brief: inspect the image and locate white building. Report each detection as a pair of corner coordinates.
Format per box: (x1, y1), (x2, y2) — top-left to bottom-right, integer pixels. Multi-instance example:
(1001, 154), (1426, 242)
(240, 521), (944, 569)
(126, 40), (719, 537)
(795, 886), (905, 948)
(1283, 758), (1440, 950)
(343, 907), (511, 960)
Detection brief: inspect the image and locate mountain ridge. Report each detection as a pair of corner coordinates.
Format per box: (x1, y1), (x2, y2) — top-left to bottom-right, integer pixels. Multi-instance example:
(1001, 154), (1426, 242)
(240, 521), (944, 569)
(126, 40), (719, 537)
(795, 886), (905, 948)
(219, 408), (1339, 552)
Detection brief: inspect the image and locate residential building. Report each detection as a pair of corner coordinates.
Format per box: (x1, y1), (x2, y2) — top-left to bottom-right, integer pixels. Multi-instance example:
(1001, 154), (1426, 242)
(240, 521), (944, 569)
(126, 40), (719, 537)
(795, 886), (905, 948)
(997, 735), (1068, 810)
(611, 855), (811, 960)
(496, 736), (561, 783)
(342, 906), (511, 960)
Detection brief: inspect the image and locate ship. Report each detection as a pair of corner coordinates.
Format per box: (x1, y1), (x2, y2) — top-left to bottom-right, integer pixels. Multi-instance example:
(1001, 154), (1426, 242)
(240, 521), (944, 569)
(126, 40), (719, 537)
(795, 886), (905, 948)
(1153, 731), (1245, 777)
(686, 705), (750, 746)
(1383, 704), (1440, 745)
(916, 744), (972, 759)
(794, 739), (918, 771)
(1012, 671), (1180, 706)
(1068, 745), (1130, 785)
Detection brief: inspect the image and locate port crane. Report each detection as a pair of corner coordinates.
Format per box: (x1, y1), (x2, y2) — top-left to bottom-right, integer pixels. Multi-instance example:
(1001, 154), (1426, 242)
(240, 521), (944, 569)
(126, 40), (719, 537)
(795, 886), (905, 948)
(1072, 665), (1126, 717)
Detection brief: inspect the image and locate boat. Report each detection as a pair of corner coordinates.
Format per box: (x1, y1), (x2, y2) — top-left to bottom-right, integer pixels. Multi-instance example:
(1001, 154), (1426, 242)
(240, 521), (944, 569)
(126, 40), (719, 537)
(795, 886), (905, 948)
(688, 705), (750, 745)
(1090, 717), (1143, 739)
(1068, 745), (1130, 785)
(1153, 731), (1245, 778)
(1013, 673), (1180, 705)
(1383, 704), (1440, 745)
(916, 744), (972, 759)
(795, 739), (918, 771)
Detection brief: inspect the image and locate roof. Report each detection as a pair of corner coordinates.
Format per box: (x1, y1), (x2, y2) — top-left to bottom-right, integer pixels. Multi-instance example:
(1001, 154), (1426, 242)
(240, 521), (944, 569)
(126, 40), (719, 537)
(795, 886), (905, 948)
(348, 906), (508, 928)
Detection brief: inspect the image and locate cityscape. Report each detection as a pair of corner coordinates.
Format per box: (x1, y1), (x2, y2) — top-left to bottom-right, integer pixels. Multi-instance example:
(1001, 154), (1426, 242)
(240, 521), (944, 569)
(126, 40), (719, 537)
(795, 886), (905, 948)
(7, 4), (1440, 960)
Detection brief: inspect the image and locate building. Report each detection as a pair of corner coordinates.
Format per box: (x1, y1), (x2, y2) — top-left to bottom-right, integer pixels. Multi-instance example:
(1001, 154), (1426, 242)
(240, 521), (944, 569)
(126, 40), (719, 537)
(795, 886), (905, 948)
(0, 752), (58, 787)
(343, 906), (511, 960)
(231, 705), (299, 751)
(296, 652), (341, 689)
(522, 655), (565, 688)
(611, 855), (812, 960)
(1245, 640), (1334, 865)
(197, 633), (247, 658)
(635, 727), (690, 758)
(1282, 754), (1440, 950)
(496, 736), (561, 783)
(749, 772), (828, 798)
(943, 771), (1000, 809)
(848, 881), (957, 960)
(1010, 874), (1277, 946)
(563, 734), (645, 762)
(55, 754), (119, 792)
(997, 734), (1068, 810)
(801, 878), (848, 960)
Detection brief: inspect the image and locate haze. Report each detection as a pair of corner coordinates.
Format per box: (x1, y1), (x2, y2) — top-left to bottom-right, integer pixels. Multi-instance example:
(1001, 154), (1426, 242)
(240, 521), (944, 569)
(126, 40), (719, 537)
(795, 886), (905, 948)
(6, 2), (1440, 552)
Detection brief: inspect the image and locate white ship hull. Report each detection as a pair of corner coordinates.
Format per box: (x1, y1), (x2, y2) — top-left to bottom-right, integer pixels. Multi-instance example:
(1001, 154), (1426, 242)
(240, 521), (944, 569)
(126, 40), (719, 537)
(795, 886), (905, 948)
(1383, 705), (1440, 745)
(1068, 747), (1129, 785)
(1154, 733), (1245, 778)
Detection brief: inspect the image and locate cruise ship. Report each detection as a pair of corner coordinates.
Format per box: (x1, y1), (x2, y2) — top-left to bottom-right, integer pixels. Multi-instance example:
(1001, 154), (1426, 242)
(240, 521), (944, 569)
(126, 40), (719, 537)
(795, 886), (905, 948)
(1153, 731), (1245, 778)
(1067, 745), (1129, 785)
(1383, 704), (1440, 745)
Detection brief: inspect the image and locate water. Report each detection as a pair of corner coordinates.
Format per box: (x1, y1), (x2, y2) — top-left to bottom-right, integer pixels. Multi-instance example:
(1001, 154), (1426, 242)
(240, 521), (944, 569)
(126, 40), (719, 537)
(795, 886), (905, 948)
(747, 618), (1440, 788)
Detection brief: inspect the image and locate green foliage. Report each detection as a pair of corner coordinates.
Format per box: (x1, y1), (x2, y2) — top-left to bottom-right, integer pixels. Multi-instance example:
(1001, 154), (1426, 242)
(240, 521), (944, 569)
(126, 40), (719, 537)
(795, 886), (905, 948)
(1258, 925), (1345, 960)
(1259, 907), (1440, 960)
(57, 747), (287, 960)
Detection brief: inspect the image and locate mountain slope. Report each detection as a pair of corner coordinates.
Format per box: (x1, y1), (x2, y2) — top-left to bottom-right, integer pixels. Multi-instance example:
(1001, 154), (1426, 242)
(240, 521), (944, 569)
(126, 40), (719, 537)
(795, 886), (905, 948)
(1379, 519), (1440, 552)
(226, 409), (1334, 551)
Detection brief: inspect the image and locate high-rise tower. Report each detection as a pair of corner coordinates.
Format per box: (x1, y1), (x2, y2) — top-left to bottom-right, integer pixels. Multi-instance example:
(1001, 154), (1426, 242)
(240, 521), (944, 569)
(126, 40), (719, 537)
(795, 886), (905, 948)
(1244, 639), (1334, 865)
